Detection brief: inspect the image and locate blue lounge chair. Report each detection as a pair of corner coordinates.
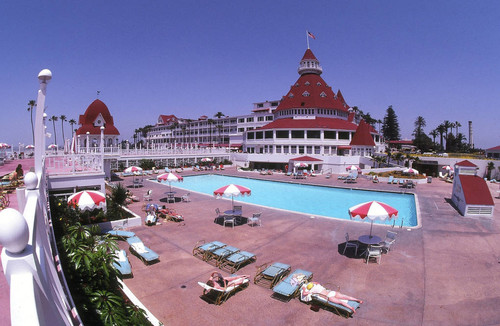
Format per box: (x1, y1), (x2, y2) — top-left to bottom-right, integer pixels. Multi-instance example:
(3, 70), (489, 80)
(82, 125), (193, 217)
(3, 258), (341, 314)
(219, 251), (257, 273)
(113, 249), (132, 277)
(387, 176), (394, 184)
(272, 269), (313, 301)
(106, 230), (135, 240)
(192, 240), (226, 261)
(205, 245), (240, 267)
(310, 293), (361, 318)
(254, 262), (291, 288)
(198, 276), (249, 305)
(126, 236), (159, 265)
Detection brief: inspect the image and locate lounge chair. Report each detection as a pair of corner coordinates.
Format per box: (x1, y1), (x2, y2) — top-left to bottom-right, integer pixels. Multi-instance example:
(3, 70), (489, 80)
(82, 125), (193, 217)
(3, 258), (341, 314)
(247, 212), (262, 227)
(113, 249), (132, 277)
(192, 240), (226, 261)
(143, 189), (153, 201)
(387, 176), (394, 184)
(219, 251), (257, 273)
(254, 262), (291, 288)
(272, 269), (313, 301)
(198, 277), (249, 305)
(181, 192), (191, 202)
(372, 175), (379, 183)
(126, 236), (159, 265)
(310, 292), (361, 318)
(205, 245), (240, 267)
(106, 229), (136, 240)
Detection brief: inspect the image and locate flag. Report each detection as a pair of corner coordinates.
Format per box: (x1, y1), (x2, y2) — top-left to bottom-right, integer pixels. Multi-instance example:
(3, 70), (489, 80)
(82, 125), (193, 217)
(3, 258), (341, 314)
(307, 31), (316, 39)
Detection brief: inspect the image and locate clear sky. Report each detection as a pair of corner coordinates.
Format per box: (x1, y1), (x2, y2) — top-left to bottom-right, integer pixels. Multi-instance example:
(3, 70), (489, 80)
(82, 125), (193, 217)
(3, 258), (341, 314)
(1, 1), (499, 149)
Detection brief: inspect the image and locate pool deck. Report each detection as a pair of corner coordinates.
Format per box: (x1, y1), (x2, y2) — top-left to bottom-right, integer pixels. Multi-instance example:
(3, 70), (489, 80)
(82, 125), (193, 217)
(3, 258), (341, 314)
(116, 168), (500, 326)
(1, 162), (500, 325)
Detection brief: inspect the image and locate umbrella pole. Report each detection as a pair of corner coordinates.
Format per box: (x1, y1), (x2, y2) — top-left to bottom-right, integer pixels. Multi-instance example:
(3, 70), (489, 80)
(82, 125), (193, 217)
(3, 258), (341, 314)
(369, 221), (374, 238)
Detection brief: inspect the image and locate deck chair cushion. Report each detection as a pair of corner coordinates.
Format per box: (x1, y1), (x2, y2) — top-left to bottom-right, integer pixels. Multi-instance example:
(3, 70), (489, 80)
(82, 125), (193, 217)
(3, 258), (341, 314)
(273, 269), (313, 297)
(311, 294), (360, 315)
(106, 230), (135, 238)
(226, 251), (255, 264)
(263, 262), (291, 278)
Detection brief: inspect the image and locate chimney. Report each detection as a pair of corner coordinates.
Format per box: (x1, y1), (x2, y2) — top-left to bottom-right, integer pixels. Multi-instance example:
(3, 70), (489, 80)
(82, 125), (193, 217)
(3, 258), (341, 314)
(468, 121), (474, 148)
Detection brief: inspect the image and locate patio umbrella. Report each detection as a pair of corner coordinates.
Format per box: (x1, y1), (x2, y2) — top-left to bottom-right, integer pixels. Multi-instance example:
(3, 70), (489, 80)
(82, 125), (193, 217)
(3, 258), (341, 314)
(0, 143), (11, 149)
(346, 165), (361, 172)
(213, 184), (251, 208)
(68, 190), (106, 211)
(201, 157), (212, 162)
(403, 168), (419, 175)
(348, 201), (398, 238)
(157, 172), (183, 192)
(25, 144), (35, 149)
(48, 144), (58, 149)
(124, 166), (143, 174)
(294, 162), (308, 168)
(442, 165), (454, 174)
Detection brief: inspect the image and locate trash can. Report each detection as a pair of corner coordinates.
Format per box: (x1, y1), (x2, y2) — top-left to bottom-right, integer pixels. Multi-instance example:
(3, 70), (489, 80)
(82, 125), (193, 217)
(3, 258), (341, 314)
(427, 176), (432, 183)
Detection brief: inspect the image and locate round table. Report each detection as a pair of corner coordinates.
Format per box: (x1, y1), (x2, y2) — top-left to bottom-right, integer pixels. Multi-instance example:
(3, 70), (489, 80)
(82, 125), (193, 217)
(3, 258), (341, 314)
(358, 235), (382, 245)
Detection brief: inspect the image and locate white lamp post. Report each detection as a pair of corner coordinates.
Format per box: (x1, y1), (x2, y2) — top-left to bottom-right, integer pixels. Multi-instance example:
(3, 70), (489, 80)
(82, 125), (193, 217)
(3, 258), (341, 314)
(34, 69), (52, 178)
(86, 132), (90, 153)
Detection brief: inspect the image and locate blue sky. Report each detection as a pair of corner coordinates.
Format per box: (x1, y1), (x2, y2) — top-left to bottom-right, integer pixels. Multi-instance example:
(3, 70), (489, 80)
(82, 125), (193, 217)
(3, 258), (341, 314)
(1, 1), (499, 149)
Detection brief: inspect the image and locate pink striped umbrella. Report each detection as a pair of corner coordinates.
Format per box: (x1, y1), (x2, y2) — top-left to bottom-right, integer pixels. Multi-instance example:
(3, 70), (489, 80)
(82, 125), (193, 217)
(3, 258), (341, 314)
(68, 190), (106, 211)
(157, 172), (183, 192)
(213, 184), (251, 207)
(124, 166), (143, 173)
(346, 165), (361, 171)
(348, 201), (398, 237)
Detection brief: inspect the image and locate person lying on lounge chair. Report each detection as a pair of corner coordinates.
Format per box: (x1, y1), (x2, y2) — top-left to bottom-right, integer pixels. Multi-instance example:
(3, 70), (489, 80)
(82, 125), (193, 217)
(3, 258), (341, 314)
(300, 282), (362, 313)
(205, 272), (250, 292)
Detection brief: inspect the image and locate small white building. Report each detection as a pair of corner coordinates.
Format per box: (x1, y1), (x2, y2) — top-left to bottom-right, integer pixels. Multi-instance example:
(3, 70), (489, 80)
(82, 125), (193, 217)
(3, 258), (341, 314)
(451, 160), (495, 217)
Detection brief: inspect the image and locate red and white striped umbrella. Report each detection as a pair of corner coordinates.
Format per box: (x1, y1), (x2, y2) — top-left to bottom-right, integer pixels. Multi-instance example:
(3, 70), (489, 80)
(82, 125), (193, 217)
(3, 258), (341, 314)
(67, 190), (106, 211)
(48, 144), (58, 149)
(0, 143), (11, 149)
(294, 162), (308, 168)
(124, 166), (143, 173)
(442, 165), (454, 174)
(348, 201), (398, 237)
(201, 157), (212, 162)
(214, 184), (251, 207)
(346, 165), (361, 171)
(25, 144), (35, 149)
(403, 167), (419, 175)
(158, 172), (183, 192)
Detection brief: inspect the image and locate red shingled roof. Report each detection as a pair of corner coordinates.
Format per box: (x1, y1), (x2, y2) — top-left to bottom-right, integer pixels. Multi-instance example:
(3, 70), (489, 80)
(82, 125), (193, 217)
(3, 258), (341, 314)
(290, 156), (322, 162)
(486, 145), (500, 151)
(76, 99), (119, 135)
(158, 115), (179, 125)
(350, 120), (376, 146)
(456, 160), (477, 167)
(459, 175), (495, 205)
(258, 117), (358, 130)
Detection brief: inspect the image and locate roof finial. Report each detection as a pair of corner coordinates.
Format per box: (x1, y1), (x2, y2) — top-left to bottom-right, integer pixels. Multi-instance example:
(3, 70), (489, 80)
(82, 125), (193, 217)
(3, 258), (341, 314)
(97, 90), (101, 98)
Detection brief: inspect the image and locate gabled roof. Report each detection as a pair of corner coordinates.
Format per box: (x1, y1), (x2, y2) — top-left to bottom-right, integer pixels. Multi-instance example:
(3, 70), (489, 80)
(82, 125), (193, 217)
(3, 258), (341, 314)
(459, 175), (494, 205)
(350, 120), (376, 146)
(258, 117), (358, 131)
(456, 160), (477, 167)
(486, 145), (500, 151)
(76, 99), (119, 135)
(158, 115), (178, 125)
(290, 156), (323, 162)
(275, 74), (349, 112)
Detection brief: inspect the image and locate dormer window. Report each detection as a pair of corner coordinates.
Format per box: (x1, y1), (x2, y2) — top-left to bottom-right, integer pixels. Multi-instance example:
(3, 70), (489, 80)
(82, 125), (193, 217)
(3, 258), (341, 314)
(295, 83), (299, 87)
(305, 81), (310, 86)
(302, 91), (310, 97)
(320, 91), (327, 97)
(288, 93), (294, 98)
(316, 82), (322, 86)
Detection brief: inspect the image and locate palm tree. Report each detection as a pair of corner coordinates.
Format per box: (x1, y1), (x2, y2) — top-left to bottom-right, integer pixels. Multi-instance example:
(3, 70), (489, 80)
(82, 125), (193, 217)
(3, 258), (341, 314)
(216, 124), (223, 145)
(214, 112), (225, 119)
(486, 161), (495, 180)
(59, 115), (67, 145)
(429, 129), (438, 148)
(207, 119), (215, 145)
(454, 121), (461, 137)
(437, 124), (446, 151)
(49, 116), (58, 146)
(27, 100), (36, 144)
(68, 119), (77, 136)
(414, 116), (426, 139)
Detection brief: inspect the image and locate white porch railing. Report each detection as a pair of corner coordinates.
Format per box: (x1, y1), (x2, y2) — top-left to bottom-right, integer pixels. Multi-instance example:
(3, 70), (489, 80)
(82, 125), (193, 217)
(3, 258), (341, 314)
(45, 153), (103, 175)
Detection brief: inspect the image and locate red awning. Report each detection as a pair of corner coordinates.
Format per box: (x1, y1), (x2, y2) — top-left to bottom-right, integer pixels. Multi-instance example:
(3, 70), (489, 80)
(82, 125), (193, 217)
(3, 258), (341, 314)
(338, 146), (352, 150)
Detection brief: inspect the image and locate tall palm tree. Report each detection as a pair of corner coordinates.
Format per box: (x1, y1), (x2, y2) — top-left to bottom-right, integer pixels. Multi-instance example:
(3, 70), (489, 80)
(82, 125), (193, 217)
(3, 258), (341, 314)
(437, 124), (446, 151)
(216, 124), (223, 145)
(414, 116), (426, 139)
(429, 129), (438, 148)
(68, 119), (77, 136)
(27, 100), (36, 144)
(59, 115), (67, 145)
(49, 116), (58, 146)
(207, 119), (215, 145)
(454, 121), (461, 136)
(214, 112), (225, 119)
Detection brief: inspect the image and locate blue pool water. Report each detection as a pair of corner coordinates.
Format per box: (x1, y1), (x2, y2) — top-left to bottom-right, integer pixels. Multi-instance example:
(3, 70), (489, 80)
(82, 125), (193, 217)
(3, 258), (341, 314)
(160, 174), (418, 227)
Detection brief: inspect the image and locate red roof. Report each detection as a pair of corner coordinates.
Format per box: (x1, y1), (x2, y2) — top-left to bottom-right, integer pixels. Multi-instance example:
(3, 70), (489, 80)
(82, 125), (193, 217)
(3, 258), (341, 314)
(76, 99), (119, 136)
(456, 160), (477, 167)
(158, 115), (178, 125)
(275, 74), (349, 112)
(290, 156), (322, 162)
(258, 117), (357, 130)
(301, 49), (318, 61)
(350, 120), (376, 146)
(486, 145), (500, 151)
(459, 175), (494, 205)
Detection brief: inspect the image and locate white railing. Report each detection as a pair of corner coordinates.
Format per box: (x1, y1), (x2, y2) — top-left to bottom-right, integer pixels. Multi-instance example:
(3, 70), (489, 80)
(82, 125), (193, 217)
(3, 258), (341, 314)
(1, 166), (82, 325)
(45, 153), (103, 175)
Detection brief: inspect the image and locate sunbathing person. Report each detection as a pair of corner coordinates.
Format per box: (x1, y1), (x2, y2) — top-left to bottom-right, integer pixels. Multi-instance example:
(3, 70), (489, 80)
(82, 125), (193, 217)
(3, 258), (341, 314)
(205, 272), (250, 292)
(300, 282), (362, 313)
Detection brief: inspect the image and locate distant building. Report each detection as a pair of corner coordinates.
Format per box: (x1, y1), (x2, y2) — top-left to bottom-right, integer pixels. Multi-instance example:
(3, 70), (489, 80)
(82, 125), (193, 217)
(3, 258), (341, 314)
(451, 160), (495, 217)
(75, 99), (120, 149)
(485, 145), (500, 159)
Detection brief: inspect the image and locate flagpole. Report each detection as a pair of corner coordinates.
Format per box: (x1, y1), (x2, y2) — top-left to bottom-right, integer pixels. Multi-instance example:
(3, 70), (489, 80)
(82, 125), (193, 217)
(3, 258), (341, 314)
(306, 30), (310, 49)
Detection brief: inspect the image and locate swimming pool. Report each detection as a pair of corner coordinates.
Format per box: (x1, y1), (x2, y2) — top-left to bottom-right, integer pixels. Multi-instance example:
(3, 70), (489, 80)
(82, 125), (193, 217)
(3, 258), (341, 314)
(159, 174), (418, 227)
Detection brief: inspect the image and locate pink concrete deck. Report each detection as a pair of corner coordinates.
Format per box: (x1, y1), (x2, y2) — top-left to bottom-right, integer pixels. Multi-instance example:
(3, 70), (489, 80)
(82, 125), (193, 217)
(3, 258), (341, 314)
(116, 168), (500, 325)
